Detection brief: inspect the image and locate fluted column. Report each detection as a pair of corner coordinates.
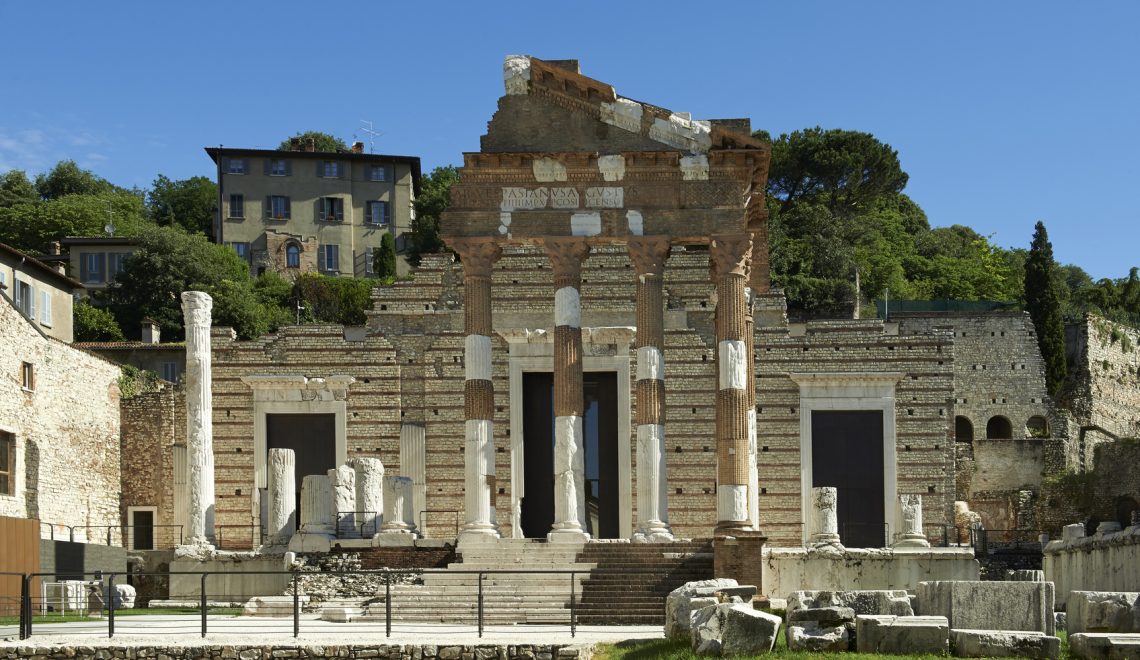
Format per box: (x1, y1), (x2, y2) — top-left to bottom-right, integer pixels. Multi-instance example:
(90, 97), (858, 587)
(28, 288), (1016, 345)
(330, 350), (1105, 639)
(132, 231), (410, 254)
(399, 423), (427, 535)
(628, 236), (674, 542)
(299, 475), (334, 535)
(746, 287), (760, 531)
(181, 291), (215, 546)
(329, 464), (356, 537)
(450, 237), (502, 541)
(710, 233), (753, 535)
(810, 486), (842, 546)
(545, 237), (591, 542)
(266, 448), (296, 545)
(381, 476), (418, 535)
(353, 457), (385, 536)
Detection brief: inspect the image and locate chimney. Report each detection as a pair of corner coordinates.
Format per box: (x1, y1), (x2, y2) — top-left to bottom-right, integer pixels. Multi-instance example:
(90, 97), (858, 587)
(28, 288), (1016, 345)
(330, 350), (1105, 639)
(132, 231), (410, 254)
(49, 241), (61, 255)
(352, 141), (364, 154)
(141, 318), (161, 345)
(306, 138), (316, 152)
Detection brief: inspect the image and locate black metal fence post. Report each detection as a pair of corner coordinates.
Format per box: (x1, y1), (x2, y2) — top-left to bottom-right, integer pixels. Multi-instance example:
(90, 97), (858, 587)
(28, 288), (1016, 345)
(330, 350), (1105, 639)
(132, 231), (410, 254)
(107, 574), (116, 638)
(292, 572), (299, 638)
(19, 574), (29, 640)
(384, 570), (391, 638)
(477, 572), (484, 638)
(570, 571), (576, 638)
(199, 573), (207, 638)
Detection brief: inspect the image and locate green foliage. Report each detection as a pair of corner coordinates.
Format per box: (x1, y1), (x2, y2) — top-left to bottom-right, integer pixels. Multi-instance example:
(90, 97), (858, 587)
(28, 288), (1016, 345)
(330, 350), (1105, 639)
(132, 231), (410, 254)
(408, 165), (459, 266)
(1025, 221), (1068, 396)
(73, 300), (126, 341)
(277, 131), (348, 152)
(118, 364), (161, 400)
(147, 174), (217, 238)
(34, 160), (120, 200)
(0, 189), (150, 254)
(374, 232), (397, 279)
(111, 226), (265, 339)
(290, 273), (381, 326)
(0, 170), (38, 207)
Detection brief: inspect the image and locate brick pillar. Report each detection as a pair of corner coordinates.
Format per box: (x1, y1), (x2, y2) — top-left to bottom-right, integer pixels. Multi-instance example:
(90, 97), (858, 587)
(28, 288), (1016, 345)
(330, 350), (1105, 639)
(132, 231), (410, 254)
(628, 236), (674, 542)
(710, 233), (753, 535)
(545, 237), (591, 542)
(450, 237), (503, 541)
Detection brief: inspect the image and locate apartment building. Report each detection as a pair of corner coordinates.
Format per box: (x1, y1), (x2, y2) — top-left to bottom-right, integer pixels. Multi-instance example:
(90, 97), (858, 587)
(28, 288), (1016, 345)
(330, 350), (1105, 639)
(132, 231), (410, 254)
(205, 144), (421, 277)
(0, 242), (82, 343)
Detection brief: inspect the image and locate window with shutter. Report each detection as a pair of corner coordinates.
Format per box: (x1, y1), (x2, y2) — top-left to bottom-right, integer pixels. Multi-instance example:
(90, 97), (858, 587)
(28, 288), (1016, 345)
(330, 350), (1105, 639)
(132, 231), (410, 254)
(40, 290), (52, 327)
(0, 431), (13, 495)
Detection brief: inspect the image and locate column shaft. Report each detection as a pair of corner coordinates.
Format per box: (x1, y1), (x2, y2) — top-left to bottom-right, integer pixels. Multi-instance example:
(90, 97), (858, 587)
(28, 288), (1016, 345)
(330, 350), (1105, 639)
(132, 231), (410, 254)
(711, 233), (753, 534)
(450, 237), (502, 540)
(545, 237), (591, 541)
(266, 448), (296, 545)
(181, 291), (215, 546)
(629, 236), (673, 542)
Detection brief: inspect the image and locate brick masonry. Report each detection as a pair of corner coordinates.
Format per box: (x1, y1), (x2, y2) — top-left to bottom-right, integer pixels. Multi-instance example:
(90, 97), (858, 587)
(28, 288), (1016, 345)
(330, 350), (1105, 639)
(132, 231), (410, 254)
(120, 385), (185, 542)
(0, 295), (121, 533)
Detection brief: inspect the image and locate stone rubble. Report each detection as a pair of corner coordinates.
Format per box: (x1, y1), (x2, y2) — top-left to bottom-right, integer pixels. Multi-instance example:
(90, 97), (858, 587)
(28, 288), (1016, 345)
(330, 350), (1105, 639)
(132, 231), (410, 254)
(856, 614), (949, 655)
(1067, 591), (1140, 635)
(949, 628), (1061, 659)
(784, 606), (854, 652)
(663, 578), (739, 641)
(690, 602), (781, 656)
(1068, 632), (1140, 659)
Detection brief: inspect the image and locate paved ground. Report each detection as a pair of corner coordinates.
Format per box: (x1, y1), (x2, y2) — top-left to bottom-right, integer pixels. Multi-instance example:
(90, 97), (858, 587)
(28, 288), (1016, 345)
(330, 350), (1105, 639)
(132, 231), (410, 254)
(0, 614), (662, 647)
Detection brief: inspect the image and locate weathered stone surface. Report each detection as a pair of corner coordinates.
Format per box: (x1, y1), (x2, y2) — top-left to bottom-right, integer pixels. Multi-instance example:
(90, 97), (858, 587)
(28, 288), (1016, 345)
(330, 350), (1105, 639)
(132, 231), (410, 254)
(1067, 591), (1140, 634)
(950, 628), (1060, 659)
(856, 615), (949, 655)
(714, 586), (757, 602)
(917, 580), (1055, 634)
(241, 595), (307, 617)
(691, 602), (781, 656)
(786, 620), (849, 652)
(1009, 569), (1045, 581)
(664, 578), (738, 641)
(789, 589), (913, 616)
(1068, 632), (1140, 659)
(353, 457), (385, 536)
(111, 583), (136, 609)
(318, 605), (359, 623)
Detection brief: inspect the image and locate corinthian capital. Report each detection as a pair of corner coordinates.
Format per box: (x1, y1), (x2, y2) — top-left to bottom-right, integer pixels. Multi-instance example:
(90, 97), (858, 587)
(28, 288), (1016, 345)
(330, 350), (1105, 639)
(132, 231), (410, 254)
(450, 236), (502, 279)
(543, 237), (591, 280)
(710, 233), (753, 280)
(627, 236), (671, 279)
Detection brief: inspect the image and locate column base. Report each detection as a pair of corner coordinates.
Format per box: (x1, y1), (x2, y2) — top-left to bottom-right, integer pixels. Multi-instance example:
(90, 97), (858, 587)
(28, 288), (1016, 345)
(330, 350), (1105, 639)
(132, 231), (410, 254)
(893, 535), (931, 549)
(714, 520), (754, 537)
(173, 541), (216, 560)
(632, 522), (675, 543)
(372, 531), (418, 547)
(548, 527), (591, 543)
(458, 524), (501, 546)
(288, 532), (333, 553)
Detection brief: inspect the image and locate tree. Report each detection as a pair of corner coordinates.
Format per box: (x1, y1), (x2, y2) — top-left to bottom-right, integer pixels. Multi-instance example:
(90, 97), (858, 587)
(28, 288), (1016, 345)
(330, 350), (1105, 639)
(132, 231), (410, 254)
(111, 226), (273, 340)
(408, 165), (459, 266)
(374, 232), (397, 278)
(147, 175), (217, 238)
(0, 170), (38, 207)
(1025, 221), (1068, 396)
(34, 160), (119, 200)
(278, 131), (348, 152)
(289, 274), (376, 326)
(0, 190), (150, 254)
(73, 300), (126, 341)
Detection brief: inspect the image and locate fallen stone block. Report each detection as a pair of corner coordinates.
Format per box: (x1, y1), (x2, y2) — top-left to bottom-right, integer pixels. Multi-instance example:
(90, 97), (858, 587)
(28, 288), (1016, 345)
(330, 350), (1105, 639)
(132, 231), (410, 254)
(917, 580), (1054, 634)
(714, 585), (758, 602)
(319, 605), (359, 622)
(692, 602), (781, 656)
(111, 583), (136, 609)
(1068, 632), (1140, 659)
(786, 621), (849, 652)
(241, 595), (308, 617)
(1067, 591), (1140, 635)
(788, 606), (855, 625)
(665, 578), (739, 641)
(950, 628), (1060, 659)
(856, 615), (949, 655)
(788, 589), (912, 616)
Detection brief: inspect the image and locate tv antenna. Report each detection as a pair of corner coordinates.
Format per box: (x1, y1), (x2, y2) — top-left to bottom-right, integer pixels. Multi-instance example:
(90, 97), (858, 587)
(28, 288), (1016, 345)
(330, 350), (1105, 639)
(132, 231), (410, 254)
(104, 201), (116, 236)
(359, 120), (383, 153)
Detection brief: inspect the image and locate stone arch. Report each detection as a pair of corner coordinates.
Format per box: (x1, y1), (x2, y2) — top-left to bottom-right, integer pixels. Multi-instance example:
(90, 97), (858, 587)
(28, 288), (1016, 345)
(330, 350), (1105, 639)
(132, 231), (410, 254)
(285, 242), (302, 268)
(986, 415), (1012, 439)
(955, 416), (974, 443)
(1026, 415), (1050, 438)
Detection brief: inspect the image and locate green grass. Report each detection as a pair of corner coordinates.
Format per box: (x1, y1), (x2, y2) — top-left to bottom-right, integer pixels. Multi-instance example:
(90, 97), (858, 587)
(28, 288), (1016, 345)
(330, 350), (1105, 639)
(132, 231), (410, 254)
(0, 607), (243, 626)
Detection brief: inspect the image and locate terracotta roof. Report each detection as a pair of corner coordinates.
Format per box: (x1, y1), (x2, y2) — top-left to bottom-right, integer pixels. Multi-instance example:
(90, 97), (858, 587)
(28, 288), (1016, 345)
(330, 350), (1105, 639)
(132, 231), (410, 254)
(0, 242), (84, 290)
(74, 341), (185, 350)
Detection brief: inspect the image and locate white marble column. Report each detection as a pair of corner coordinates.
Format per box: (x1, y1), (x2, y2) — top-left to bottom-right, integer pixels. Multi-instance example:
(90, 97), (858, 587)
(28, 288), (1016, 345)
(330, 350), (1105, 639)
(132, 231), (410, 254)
(399, 423), (427, 535)
(288, 474), (334, 552)
(810, 486), (842, 546)
(353, 457), (384, 536)
(181, 291), (215, 547)
(894, 494), (930, 548)
(375, 476), (419, 546)
(329, 464), (356, 537)
(266, 448), (296, 545)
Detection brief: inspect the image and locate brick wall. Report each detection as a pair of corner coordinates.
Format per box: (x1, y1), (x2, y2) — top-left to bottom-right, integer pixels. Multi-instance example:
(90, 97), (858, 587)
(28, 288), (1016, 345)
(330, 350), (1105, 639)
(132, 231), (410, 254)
(0, 296), (121, 534)
(120, 385), (185, 540)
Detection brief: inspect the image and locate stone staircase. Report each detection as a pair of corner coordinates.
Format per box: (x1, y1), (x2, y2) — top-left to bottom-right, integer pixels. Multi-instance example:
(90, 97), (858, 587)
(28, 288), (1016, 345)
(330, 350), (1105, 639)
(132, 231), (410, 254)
(362, 538), (712, 625)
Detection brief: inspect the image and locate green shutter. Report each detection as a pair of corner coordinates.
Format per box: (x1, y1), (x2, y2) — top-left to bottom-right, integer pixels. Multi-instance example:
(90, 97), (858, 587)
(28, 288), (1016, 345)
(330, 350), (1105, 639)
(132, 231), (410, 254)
(285, 197), (291, 219)
(336, 198), (344, 222)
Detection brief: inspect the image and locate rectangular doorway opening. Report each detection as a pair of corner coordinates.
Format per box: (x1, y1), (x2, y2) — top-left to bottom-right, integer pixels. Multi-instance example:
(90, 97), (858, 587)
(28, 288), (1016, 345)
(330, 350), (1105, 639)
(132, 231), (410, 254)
(811, 410), (885, 547)
(266, 413), (337, 530)
(520, 372), (620, 539)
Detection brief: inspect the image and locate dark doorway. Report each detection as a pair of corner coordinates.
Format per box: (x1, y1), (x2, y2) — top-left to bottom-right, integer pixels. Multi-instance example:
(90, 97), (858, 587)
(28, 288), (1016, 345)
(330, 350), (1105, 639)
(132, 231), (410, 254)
(811, 411), (885, 547)
(520, 372), (620, 539)
(130, 510), (154, 550)
(267, 413), (337, 527)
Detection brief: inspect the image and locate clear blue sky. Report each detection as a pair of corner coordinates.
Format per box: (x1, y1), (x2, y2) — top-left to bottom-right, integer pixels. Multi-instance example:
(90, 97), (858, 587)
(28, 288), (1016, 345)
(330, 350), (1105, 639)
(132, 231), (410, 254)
(1, 2), (1135, 279)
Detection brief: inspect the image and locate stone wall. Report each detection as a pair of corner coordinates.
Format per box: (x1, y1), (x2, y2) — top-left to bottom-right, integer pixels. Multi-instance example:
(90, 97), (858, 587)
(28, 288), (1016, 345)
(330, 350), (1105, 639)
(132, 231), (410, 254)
(1062, 315), (1140, 465)
(1044, 524), (1140, 608)
(120, 385), (185, 540)
(0, 296), (121, 533)
(1038, 438), (1140, 533)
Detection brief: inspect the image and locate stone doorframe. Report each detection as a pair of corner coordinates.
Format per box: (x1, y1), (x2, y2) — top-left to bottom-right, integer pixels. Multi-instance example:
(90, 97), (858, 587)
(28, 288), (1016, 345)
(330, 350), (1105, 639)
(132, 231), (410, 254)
(499, 327), (635, 540)
(789, 372), (902, 546)
(241, 375), (356, 490)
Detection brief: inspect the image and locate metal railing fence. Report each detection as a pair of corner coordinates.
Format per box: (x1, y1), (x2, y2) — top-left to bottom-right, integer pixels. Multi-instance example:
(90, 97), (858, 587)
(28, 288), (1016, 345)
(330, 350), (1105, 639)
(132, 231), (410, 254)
(38, 523), (184, 549)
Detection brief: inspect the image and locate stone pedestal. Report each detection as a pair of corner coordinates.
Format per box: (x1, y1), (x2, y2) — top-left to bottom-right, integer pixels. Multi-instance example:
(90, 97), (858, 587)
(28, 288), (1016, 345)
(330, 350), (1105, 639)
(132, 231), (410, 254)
(353, 458), (384, 537)
(265, 448), (296, 546)
(180, 291), (215, 548)
(375, 476), (419, 546)
(329, 464), (356, 538)
(810, 487), (843, 547)
(289, 474), (334, 552)
(894, 494), (930, 548)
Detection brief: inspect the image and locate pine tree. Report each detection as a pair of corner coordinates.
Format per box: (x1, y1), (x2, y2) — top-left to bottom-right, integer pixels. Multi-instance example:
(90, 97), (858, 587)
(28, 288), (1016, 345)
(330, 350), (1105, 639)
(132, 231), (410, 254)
(1025, 221), (1068, 396)
(374, 232), (397, 279)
